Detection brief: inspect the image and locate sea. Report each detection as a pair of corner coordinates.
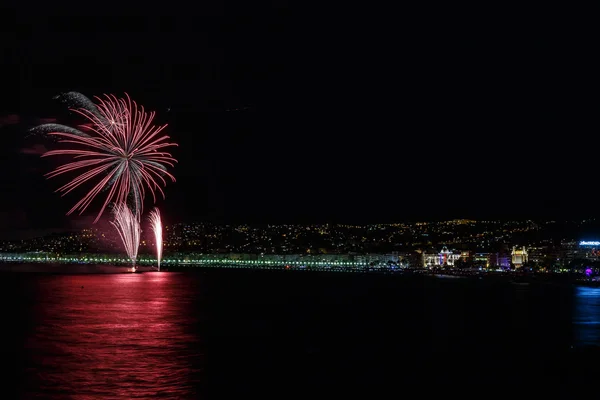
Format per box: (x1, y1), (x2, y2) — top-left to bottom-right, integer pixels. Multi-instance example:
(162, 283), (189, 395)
(1, 266), (599, 398)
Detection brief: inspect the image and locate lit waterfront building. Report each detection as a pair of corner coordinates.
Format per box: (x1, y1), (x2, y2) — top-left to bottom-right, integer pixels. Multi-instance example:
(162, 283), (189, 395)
(423, 246), (461, 267)
(472, 253), (489, 267)
(511, 246), (528, 267)
(577, 241), (600, 261)
(488, 252), (511, 268)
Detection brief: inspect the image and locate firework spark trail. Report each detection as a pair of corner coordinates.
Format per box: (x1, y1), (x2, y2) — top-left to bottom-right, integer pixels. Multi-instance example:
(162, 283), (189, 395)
(110, 203), (141, 270)
(148, 207), (163, 271)
(25, 123), (90, 140)
(53, 92), (105, 120)
(31, 92), (178, 222)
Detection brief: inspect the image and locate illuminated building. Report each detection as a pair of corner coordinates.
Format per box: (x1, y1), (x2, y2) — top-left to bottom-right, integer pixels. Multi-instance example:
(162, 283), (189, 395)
(423, 246), (461, 267)
(498, 253), (511, 268)
(422, 251), (437, 267)
(472, 253), (489, 267)
(572, 240), (600, 261)
(488, 252), (511, 268)
(511, 246), (528, 267)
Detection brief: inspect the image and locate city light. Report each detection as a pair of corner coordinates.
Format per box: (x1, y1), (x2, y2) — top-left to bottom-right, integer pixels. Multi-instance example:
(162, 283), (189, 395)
(0, 220), (598, 275)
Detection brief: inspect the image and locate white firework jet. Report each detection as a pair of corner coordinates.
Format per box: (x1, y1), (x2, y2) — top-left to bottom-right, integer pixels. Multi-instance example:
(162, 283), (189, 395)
(111, 202), (141, 271)
(148, 207), (163, 271)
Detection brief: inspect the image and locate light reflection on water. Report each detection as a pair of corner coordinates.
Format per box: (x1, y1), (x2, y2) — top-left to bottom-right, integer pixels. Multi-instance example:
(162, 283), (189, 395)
(5, 269), (600, 396)
(23, 272), (204, 399)
(573, 286), (600, 346)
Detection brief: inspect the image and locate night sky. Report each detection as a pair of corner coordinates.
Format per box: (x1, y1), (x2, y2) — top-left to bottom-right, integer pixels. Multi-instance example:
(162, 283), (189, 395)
(0, 5), (597, 237)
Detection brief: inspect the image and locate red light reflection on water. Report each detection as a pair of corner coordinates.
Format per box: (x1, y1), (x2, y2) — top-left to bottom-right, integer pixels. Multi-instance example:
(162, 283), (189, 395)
(24, 273), (203, 398)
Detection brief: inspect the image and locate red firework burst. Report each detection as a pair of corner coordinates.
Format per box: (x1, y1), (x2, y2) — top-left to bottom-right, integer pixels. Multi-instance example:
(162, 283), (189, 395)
(41, 93), (177, 222)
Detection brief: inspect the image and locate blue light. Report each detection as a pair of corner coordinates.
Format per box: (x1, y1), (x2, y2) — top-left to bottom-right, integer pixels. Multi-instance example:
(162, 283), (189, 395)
(580, 241), (600, 246)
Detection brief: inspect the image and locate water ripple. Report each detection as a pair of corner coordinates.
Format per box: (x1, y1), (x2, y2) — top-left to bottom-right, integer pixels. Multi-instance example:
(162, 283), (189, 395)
(20, 273), (204, 398)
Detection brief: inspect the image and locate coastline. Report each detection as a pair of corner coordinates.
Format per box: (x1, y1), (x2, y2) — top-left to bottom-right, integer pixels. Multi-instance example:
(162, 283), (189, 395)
(0, 262), (595, 286)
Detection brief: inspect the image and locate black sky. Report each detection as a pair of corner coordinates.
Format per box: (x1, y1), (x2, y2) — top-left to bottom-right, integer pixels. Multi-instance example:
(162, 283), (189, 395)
(0, 4), (598, 236)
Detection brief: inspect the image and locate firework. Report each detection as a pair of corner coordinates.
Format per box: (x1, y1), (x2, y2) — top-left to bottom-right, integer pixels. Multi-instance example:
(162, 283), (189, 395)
(32, 92), (177, 222)
(54, 92), (105, 120)
(27, 123), (90, 140)
(148, 207), (163, 271)
(110, 203), (141, 271)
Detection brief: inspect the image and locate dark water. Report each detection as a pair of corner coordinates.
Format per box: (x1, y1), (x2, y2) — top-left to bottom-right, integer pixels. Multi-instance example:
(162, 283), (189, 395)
(1, 269), (600, 398)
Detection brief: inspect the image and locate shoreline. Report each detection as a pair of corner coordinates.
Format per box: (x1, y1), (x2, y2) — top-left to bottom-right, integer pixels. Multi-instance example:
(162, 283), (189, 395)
(0, 262), (595, 285)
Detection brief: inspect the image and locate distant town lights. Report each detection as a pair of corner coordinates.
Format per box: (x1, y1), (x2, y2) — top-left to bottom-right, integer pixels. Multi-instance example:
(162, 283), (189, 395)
(579, 241), (600, 246)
